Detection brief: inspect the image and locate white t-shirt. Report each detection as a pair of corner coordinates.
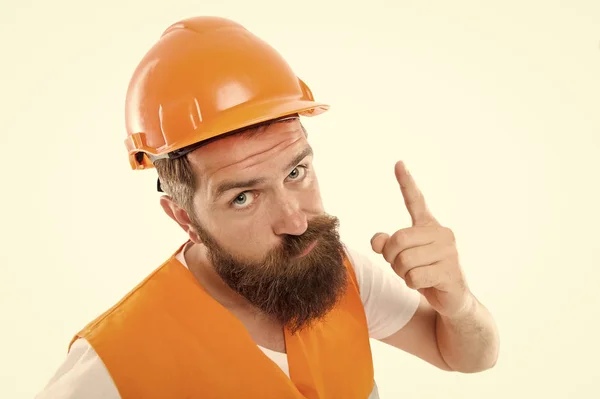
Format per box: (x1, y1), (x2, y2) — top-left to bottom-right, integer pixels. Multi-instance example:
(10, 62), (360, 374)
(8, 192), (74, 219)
(35, 244), (420, 398)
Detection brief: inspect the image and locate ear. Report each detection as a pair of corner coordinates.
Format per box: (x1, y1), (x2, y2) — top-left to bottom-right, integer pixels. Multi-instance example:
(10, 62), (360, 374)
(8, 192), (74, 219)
(159, 196), (202, 244)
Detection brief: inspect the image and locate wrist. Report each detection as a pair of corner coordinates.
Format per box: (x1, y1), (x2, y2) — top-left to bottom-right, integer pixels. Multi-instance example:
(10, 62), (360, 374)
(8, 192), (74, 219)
(443, 292), (477, 321)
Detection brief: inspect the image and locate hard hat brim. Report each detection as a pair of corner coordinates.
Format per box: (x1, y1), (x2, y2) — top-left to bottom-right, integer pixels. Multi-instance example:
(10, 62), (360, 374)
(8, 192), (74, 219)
(126, 99), (329, 170)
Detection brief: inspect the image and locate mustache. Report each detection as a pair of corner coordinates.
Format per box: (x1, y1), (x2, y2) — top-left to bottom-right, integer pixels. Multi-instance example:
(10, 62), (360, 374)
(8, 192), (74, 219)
(277, 214), (340, 257)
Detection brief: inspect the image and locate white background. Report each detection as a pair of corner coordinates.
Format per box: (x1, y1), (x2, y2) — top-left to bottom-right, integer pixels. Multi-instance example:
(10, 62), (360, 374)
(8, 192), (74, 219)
(1, 0), (599, 397)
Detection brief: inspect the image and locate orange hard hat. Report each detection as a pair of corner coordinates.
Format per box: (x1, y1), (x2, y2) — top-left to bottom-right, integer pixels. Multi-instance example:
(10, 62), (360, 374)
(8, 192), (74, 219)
(124, 16), (329, 170)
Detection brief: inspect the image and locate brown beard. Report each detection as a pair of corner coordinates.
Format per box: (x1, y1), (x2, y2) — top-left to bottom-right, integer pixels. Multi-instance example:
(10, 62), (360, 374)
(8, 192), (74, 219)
(191, 214), (348, 333)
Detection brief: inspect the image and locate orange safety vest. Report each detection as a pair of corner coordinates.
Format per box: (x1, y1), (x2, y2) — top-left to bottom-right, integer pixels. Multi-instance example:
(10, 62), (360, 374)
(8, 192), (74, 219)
(70, 243), (377, 398)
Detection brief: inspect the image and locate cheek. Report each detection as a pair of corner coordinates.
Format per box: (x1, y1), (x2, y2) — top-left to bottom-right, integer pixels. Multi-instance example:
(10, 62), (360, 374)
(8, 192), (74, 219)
(302, 179), (324, 211)
(212, 217), (274, 259)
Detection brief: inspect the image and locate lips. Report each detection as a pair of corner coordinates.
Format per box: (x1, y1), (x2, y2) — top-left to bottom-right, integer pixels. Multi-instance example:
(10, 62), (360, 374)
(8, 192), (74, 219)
(296, 240), (318, 258)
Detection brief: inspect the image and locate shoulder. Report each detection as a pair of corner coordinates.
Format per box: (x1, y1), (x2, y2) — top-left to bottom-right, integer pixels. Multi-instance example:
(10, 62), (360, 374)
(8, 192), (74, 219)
(342, 244), (375, 283)
(35, 339), (121, 399)
(341, 243), (395, 295)
(341, 243), (421, 340)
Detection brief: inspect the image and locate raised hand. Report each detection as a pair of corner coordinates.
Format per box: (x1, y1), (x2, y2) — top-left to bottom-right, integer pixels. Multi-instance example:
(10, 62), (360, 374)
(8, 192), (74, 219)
(370, 161), (471, 317)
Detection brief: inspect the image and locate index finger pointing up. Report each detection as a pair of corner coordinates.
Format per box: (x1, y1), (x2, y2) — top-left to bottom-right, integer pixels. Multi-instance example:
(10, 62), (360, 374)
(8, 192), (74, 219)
(395, 161), (439, 226)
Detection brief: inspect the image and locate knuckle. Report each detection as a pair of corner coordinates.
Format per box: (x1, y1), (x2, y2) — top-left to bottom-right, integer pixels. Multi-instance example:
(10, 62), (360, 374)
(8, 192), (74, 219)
(382, 245), (393, 263)
(392, 256), (407, 276)
(383, 230), (408, 263)
(405, 269), (420, 289)
(443, 226), (456, 242)
(391, 229), (408, 249)
(398, 251), (412, 267)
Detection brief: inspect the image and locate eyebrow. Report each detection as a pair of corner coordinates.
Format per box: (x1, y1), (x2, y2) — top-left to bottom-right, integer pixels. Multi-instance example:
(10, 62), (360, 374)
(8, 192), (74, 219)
(213, 146), (314, 201)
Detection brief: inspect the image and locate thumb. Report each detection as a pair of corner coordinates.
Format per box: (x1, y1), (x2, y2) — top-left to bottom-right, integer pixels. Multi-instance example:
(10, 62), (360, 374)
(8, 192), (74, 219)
(370, 232), (390, 254)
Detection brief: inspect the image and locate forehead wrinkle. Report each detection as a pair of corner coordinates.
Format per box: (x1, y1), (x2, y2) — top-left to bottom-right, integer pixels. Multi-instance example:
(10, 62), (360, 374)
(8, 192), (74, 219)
(205, 134), (306, 201)
(239, 135), (304, 171)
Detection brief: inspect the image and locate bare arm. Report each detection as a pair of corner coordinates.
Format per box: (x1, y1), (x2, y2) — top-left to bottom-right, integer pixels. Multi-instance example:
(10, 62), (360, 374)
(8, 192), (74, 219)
(435, 293), (499, 372)
(380, 294), (499, 373)
(371, 161), (500, 373)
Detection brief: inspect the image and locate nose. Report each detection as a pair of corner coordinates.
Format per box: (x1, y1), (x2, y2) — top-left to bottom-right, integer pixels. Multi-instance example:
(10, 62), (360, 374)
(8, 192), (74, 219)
(271, 194), (308, 236)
